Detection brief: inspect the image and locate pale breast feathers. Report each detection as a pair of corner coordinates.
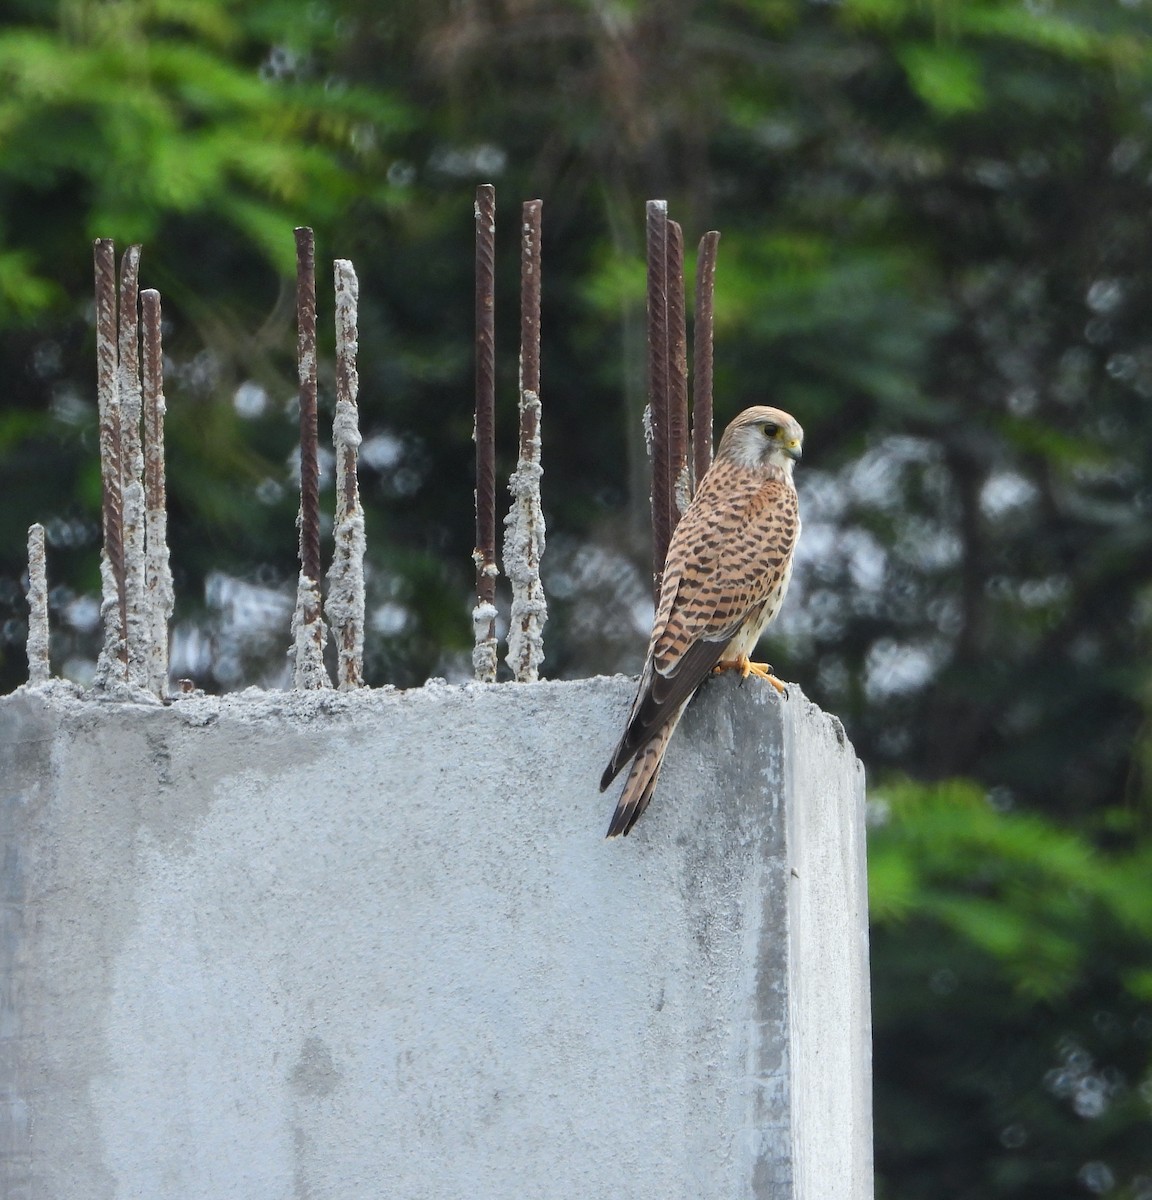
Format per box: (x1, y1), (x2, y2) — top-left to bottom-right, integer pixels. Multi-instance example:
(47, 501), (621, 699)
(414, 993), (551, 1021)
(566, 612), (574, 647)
(651, 472), (799, 677)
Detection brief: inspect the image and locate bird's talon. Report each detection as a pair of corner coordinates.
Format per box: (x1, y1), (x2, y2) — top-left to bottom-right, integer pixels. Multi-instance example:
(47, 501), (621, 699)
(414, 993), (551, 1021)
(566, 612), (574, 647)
(713, 655), (788, 693)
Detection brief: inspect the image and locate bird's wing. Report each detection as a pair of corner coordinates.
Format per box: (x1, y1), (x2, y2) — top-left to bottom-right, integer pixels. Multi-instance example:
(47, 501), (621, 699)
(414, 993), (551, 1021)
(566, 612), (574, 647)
(601, 474), (799, 790)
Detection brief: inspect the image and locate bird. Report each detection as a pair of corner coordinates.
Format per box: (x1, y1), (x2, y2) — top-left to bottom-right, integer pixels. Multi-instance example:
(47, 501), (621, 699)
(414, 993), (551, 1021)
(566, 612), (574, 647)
(600, 405), (804, 837)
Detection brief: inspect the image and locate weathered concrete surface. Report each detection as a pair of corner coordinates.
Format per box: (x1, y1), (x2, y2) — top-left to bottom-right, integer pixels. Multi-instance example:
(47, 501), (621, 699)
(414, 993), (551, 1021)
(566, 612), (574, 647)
(0, 674), (870, 1200)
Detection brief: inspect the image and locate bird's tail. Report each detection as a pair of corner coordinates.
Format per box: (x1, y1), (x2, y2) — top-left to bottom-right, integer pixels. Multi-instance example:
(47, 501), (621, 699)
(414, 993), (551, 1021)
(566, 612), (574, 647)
(605, 713), (681, 838)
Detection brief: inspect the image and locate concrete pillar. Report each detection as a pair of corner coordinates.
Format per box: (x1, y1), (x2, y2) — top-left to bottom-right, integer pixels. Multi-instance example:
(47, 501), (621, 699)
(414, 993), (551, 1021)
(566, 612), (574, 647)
(0, 674), (870, 1199)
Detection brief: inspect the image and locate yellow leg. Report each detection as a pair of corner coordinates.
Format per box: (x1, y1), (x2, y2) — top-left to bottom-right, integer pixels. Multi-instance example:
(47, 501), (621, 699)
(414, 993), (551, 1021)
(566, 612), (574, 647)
(712, 654), (788, 694)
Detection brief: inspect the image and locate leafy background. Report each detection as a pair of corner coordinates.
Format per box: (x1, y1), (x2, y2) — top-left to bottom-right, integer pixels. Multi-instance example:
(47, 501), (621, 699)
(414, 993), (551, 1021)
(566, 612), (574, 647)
(1, 1), (1151, 1195)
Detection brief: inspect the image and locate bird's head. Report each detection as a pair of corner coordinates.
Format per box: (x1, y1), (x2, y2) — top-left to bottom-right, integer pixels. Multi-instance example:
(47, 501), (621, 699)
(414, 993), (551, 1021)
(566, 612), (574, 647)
(717, 406), (804, 477)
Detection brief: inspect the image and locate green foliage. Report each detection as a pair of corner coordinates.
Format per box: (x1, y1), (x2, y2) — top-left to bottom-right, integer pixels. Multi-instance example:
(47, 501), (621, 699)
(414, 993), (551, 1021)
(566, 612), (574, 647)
(899, 44), (985, 115)
(870, 779), (1152, 1198)
(0, 246), (61, 317)
(0, 0), (410, 305)
(872, 779), (1152, 993)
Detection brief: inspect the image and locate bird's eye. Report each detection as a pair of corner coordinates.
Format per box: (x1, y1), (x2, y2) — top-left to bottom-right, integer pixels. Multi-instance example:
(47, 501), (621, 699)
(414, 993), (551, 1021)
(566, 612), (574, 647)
(760, 423), (778, 438)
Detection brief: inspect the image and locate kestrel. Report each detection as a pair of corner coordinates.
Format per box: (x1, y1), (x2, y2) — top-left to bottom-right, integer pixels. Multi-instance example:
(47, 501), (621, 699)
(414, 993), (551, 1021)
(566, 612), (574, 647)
(601, 405), (804, 837)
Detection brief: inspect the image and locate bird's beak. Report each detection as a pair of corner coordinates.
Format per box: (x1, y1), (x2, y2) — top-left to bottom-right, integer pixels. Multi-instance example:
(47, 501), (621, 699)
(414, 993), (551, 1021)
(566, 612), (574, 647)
(786, 440), (802, 462)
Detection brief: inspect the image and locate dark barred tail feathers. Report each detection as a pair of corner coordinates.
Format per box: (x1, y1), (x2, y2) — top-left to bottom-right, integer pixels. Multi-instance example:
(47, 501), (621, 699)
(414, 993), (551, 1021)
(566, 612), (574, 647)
(602, 708), (685, 838)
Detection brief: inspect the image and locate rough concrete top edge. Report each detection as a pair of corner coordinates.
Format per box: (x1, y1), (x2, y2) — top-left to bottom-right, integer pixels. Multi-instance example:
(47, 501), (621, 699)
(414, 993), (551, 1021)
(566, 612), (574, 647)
(0, 673), (860, 762)
(1, 673), (627, 717)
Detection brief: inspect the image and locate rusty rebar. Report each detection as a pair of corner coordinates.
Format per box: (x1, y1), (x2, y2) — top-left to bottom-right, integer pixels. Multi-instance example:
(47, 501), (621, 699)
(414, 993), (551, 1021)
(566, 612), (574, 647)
(93, 237), (126, 683)
(326, 258), (366, 690)
(292, 227), (331, 689)
(666, 219), (689, 523)
(692, 230), (721, 489)
(118, 245), (147, 687)
(141, 288), (165, 522)
(504, 198), (547, 682)
(472, 183), (499, 683)
(295, 227), (322, 588)
(646, 200), (671, 603)
(26, 522), (49, 686)
(519, 199), (542, 457)
(117, 246), (143, 464)
(142, 287), (173, 698)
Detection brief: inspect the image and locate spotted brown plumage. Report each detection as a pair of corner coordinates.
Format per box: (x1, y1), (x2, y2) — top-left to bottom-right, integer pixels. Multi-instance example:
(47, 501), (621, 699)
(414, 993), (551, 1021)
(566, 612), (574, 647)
(601, 405), (804, 837)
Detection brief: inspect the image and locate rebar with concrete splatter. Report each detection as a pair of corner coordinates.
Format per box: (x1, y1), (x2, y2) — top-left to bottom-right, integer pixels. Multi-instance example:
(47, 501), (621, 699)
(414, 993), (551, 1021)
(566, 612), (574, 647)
(142, 288), (174, 698)
(25, 523), (49, 686)
(118, 246), (148, 688)
(93, 238), (126, 686)
(503, 199), (547, 682)
(325, 259), (366, 690)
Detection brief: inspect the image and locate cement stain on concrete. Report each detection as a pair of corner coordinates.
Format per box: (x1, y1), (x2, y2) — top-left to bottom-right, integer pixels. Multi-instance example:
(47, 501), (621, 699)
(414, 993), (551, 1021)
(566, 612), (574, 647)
(290, 1037), (341, 1098)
